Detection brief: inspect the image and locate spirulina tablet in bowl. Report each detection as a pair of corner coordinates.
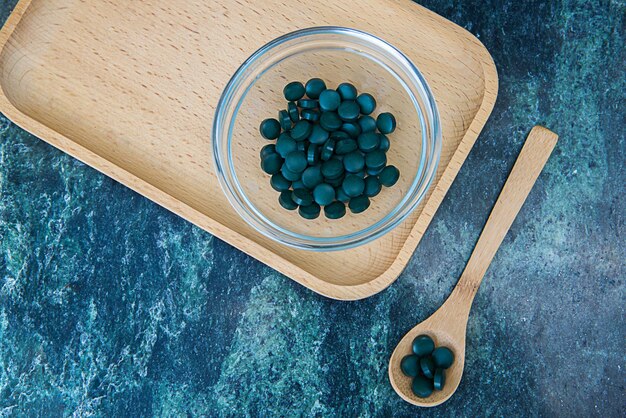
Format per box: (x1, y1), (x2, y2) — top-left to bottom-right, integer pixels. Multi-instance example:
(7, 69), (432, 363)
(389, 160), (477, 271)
(281, 166), (301, 182)
(290, 120), (312, 141)
(301, 165), (323, 189)
(320, 111), (342, 131)
(261, 153), (283, 174)
(357, 115), (377, 132)
(278, 190), (298, 210)
(298, 99), (318, 109)
(319, 89), (341, 112)
(270, 173), (291, 192)
(379, 165), (400, 187)
(337, 82), (357, 101)
(364, 176), (382, 197)
(285, 151), (308, 173)
(357, 132), (380, 153)
(321, 158), (344, 179)
(378, 134), (390, 152)
(278, 110), (292, 130)
(356, 93), (376, 115)
(275, 134), (297, 158)
(301, 109), (320, 122)
(338, 100), (360, 122)
(260, 118), (281, 140)
(342, 175), (365, 198)
(341, 122), (361, 138)
(376, 112), (397, 134)
(308, 124), (330, 145)
(283, 81), (305, 101)
(335, 138), (358, 155)
(335, 187), (350, 203)
(307, 144), (319, 165)
(298, 202), (321, 219)
(343, 151), (365, 173)
(365, 150), (387, 169)
(292, 188), (313, 206)
(320, 138), (336, 161)
(313, 183), (335, 206)
(305, 78), (326, 99)
(324, 201), (346, 219)
(288, 101), (300, 122)
(260, 144), (276, 159)
(348, 195), (370, 214)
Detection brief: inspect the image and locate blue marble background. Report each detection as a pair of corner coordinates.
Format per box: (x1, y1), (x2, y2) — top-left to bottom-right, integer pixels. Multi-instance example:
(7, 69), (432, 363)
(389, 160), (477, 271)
(0, 0), (624, 416)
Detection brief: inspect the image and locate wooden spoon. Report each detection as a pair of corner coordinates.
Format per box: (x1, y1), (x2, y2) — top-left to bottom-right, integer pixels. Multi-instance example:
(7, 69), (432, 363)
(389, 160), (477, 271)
(389, 126), (559, 407)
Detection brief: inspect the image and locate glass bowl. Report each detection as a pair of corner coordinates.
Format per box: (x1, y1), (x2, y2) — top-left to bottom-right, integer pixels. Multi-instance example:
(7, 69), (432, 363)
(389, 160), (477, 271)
(213, 27), (441, 251)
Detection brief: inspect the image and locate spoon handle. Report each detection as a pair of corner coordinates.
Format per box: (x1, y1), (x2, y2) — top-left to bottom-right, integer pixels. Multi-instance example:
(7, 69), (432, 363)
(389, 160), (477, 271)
(453, 126), (558, 304)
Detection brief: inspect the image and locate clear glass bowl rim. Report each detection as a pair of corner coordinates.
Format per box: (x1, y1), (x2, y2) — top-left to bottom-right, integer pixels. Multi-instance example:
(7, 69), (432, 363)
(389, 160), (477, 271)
(212, 26), (442, 251)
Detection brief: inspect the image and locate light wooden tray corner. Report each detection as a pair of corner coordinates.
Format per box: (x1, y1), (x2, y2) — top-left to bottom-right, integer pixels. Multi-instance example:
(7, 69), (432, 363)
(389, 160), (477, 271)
(0, 0), (497, 300)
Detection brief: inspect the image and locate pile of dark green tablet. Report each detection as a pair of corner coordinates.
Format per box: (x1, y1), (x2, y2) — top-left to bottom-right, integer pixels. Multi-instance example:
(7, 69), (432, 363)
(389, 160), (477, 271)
(401, 335), (454, 398)
(258, 78), (400, 220)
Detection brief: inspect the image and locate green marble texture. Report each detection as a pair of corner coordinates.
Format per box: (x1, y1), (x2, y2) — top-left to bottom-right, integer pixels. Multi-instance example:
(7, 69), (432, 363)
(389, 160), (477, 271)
(0, 0), (624, 416)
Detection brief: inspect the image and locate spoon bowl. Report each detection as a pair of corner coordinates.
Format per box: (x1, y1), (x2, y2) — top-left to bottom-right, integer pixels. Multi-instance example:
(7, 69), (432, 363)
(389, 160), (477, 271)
(389, 293), (469, 406)
(389, 127), (558, 406)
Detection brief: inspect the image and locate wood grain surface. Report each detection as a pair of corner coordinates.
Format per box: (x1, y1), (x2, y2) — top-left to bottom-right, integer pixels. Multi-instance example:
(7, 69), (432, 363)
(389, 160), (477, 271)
(0, 0), (498, 300)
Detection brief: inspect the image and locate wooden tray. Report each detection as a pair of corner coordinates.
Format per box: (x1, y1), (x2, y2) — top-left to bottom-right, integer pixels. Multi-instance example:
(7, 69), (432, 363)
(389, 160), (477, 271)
(0, 0), (497, 300)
